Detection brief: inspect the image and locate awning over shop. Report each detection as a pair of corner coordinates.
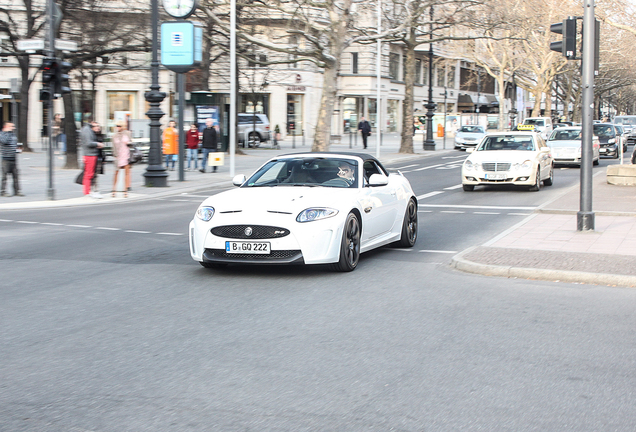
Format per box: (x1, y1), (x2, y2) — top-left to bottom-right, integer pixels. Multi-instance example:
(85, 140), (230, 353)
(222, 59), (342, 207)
(485, 95), (499, 106)
(458, 94), (474, 106)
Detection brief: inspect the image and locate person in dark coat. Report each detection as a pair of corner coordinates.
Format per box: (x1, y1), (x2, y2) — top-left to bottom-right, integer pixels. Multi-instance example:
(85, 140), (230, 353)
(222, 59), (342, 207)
(357, 116), (371, 149)
(0, 121), (23, 197)
(200, 118), (218, 173)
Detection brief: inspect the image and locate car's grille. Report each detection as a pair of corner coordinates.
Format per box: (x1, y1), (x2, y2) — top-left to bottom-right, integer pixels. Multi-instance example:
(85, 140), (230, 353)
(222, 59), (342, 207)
(482, 162), (511, 172)
(211, 225), (290, 239)
(204, 249), (301, 260)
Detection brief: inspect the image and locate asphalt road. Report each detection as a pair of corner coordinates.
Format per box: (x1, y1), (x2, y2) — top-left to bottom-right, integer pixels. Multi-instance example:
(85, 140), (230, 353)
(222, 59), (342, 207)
(2, 153), (636, 431)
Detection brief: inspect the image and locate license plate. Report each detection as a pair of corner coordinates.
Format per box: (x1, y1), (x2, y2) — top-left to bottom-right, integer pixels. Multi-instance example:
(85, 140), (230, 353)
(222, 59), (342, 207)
(225, 241), (271, 254)
(600, 148), (607, 152)
(484, 173), (507, 180)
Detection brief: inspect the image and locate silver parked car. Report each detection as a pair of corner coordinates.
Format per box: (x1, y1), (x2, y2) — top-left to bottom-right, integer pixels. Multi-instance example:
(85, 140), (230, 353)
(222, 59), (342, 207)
(454, 125), (486, 150)
(547, 127), (599, 166)
(238, 113), (271, 148)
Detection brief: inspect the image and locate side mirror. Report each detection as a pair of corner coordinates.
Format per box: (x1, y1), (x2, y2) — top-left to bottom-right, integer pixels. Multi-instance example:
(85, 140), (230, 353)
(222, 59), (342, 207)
(232, 174), (246, 187)
(368, 173), (389, 187)
(466, 147), (475, 153)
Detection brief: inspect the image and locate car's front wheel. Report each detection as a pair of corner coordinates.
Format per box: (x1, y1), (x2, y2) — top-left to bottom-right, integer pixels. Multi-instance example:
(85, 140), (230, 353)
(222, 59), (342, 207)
(395, 198), (418, 248)
(543, 164), (554, 186)
(331, 212), (361, 272)
(248, 132), (260, 148)
(529, 166), (541, 191)
(462, 184), (474, 191)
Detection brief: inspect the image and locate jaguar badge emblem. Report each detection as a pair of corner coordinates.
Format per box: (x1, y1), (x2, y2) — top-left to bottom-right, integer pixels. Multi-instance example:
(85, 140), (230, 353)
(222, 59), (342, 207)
(244, 227), (253, 236)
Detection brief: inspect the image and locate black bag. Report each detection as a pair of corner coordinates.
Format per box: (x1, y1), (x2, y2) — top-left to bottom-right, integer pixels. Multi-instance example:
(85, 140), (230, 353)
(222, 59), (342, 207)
(128, 146), (143, 165)
(75, 169), (84, 185)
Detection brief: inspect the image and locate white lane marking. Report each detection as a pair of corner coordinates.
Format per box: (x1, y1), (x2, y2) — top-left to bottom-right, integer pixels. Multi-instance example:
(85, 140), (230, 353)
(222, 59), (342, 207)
(414, 163), (446, 171)
(435, 164), (462, 170)
(417, 191), (444, 200)
(440, 211), (465, 214)
(442, 155), (468, 159)
(419, 249), (458, 254)
(443, 184), (463, 190)
(67, 224), (91, 228)
(157, 232), (183, 236)
(396, 164), (419, 169)
(417, 210), (433, 213)
(0, 219), (14, 222)
(16, 221), (38, 224)
(507, 213), (531, 216)
(419, 204), (536, 210)
(95, 227), (121, 231)
(473, 211), (500, 215)
(41, 222), (63, 226)
(125, 230), (151, 234)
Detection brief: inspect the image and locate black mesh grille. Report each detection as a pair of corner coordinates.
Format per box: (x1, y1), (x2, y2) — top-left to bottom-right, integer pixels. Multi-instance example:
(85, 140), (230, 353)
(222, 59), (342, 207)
(211, 225), (290, 239)
(205, 249), (301, 260)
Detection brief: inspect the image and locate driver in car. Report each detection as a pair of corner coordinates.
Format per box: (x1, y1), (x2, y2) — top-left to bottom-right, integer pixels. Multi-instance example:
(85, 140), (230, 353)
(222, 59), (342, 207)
(337, 162), (355, 185)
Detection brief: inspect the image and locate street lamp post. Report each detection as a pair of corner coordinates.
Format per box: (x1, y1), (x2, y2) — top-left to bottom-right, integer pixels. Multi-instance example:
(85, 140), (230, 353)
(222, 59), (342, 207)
(143, 0), (168, 187)
(423, 6), (436, 151)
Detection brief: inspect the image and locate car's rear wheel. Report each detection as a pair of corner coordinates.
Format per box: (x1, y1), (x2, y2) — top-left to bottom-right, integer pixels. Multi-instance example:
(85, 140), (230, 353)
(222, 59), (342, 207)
(543, 164), (554, 186)
(248, 132), (260, 148)
(331, 212), (360, 272)
(462, 184), (474, 191)
(529, 166), (541, 191)
(396, 198), (418, 248)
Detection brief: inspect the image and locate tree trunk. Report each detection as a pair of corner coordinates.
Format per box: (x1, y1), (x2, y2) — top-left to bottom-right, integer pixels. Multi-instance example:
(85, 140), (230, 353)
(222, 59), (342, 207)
(531, 89), (542, 117)
(63, 93), (79, 169)
(496, 74), (506, 131)
(312, 63), (339, 152)
(400, 37), (416, 154)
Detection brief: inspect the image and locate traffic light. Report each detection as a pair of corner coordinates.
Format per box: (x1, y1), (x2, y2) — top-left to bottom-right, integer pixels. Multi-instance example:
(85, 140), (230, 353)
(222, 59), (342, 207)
(39, 88), (51, 101)
(55, 60), (72, 96)
(550, 17), (577, 59)
(41, 58), (57, 85)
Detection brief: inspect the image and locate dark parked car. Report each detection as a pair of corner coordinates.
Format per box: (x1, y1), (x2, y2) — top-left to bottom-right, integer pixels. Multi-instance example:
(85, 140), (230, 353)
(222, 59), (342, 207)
(593, 123), (619, 158)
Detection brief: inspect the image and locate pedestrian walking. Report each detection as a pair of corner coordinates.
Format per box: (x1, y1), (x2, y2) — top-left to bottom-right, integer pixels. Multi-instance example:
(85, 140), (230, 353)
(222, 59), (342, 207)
(80, 121), (103, 198)
(0, 121), (23, 197)
(186, 123), (201, 171)
(358, 116), (371, 149)
(111, 121), (132, 198)
(200, 118), (218, 173)
(162, 120), (178, 171)
(52, 113), (63, 152)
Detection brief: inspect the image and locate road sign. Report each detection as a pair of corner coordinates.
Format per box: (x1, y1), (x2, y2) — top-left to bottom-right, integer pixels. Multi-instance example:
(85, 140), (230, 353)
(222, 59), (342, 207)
(16, 38), (78, 52)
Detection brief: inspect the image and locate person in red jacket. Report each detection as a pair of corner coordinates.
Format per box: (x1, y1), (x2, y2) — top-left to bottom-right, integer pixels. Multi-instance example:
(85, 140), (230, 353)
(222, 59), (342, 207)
(186, 123), (201, 171)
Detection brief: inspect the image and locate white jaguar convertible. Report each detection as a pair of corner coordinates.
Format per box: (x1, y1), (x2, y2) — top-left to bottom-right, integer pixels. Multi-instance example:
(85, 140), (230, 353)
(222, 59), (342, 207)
(189, 153), (418, 271)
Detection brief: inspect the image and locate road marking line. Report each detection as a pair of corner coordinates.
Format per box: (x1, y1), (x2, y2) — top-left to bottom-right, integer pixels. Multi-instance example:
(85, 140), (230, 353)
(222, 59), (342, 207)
(417, 210), (433, 213)
(157, 232), (183, 236)
(419, 204), (536, 210)
(66, 224), (91, 228)
(440, 210), (465, 214)
(414, 163), (446, 171)
(443, 184), (463, 190)
(0, 219), (14, 222)
(442, 155), (468, 159)
(396, 164), (419, 169)
(95, 227), (121, 231)
(416, 191), (444, 200)
(473, 211), (500, 215)
(125, 230), (151, 234)
(507, 213), (531, 216)
(16, 221), (38, 224)
(41, 222), (63, 226)
(419, 249), (458, 254)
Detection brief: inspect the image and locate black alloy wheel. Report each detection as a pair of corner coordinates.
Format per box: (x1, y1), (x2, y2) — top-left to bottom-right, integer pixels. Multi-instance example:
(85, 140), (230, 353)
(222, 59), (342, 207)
(396, 198), (418, 247)
(332, 213), (361, 272)
(248, 132), (260, 148)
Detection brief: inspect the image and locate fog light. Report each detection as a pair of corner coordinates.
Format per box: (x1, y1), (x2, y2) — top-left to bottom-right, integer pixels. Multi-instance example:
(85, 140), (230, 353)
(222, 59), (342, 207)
(517, 177), (528, 181)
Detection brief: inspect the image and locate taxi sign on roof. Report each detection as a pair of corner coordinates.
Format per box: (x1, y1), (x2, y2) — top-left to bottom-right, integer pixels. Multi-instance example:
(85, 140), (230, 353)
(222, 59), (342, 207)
(517, 124), (536, 131)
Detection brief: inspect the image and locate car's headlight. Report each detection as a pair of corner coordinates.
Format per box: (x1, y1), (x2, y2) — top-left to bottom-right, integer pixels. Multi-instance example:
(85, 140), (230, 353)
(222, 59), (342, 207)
(196, 206), (215, 221)
(512, 160), (533, 170)
(455, 137), (465, 143)
(296, 208), (338, 223)
(464, 160), (480, 171)
(608, 138), (616, 144)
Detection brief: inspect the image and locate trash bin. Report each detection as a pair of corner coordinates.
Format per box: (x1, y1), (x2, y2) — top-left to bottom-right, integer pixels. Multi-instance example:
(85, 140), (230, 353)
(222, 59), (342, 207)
(437, 124), (444, 137)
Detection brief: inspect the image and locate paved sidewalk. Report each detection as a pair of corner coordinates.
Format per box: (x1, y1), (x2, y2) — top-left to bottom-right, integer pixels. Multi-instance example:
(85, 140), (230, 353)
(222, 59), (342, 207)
(0, 133), (449, 210)
(452, 169), (636, 287)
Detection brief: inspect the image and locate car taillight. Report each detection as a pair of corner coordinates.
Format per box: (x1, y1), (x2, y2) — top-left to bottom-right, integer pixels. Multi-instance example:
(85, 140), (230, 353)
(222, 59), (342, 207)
(265, 125), (269, 130)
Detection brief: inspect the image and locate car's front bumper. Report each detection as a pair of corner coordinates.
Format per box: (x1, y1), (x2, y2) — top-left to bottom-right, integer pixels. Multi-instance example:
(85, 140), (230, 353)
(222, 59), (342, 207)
(462, 169), (536, 186)
(599, 144), (618, 157)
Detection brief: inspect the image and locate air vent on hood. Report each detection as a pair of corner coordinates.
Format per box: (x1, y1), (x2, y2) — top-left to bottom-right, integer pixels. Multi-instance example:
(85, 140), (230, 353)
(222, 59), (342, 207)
(267, 210), (293, 215)
(219, 210), (242, 214)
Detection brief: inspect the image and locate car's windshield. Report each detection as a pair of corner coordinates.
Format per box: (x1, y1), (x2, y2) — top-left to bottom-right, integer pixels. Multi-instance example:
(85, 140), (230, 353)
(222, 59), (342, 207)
(243, 157), (360, 188)
(614, 117), (636, 126)
(459, 126), (484, 133)
(549, 129), (581, 141)
(524, 119), (545, 127)
(593, 125), (615, 138)
(477, 136), (535, 151)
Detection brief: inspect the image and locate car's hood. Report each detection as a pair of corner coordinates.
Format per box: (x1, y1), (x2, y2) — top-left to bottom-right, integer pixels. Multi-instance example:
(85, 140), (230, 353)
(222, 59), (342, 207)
(548, 140), (581, 148)
(199, 186), (355, 214)
(457, 132), (484, 139)
(467, 150), (539, 162)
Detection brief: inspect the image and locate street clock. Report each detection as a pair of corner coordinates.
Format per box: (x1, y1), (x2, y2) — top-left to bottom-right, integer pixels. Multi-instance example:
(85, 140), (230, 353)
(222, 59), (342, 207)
(162, 0), (198, 19)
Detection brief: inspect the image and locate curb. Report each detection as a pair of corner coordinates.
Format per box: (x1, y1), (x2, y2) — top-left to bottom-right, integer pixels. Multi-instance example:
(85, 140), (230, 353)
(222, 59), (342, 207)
(450, 246), (636, 288)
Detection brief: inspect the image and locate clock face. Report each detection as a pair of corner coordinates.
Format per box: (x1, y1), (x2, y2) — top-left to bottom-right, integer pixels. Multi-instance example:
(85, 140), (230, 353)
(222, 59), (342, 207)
(163, 0), (197, 18)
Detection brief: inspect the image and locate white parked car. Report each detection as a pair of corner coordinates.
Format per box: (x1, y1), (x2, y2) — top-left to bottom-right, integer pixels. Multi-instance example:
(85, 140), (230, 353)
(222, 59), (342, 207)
(547, 127), (600, 166)
(189, 153), (418, 271)
(461, 132), (554, 192)
(454, 125), (486, 150)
